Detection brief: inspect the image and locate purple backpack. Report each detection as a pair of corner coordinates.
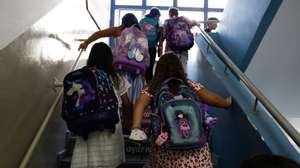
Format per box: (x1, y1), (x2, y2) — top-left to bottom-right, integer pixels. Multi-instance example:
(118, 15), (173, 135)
(113, 25), (150, 75)
(165, 17), (194, 51)
(61, 67), (119, 139)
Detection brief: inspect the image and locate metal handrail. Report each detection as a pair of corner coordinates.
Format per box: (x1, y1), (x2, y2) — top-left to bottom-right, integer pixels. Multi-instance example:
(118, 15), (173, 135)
(86, 0), (101, 30)
(198, 27), (300, 147)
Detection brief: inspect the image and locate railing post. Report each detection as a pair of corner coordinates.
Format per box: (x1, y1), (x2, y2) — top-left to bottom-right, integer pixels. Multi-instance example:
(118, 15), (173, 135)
(252, 98), (259, 114)
(224, 66), (229, 75)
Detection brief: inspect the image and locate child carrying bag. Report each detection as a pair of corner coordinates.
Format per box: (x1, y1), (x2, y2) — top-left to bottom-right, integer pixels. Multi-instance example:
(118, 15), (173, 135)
(151, 78), (207, 150)
(61, 67), (119, 139)
(113, 25), (150, 75)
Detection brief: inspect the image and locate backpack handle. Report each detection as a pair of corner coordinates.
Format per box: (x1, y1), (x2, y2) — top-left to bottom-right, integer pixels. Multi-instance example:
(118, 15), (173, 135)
(162, 77), (183, 85)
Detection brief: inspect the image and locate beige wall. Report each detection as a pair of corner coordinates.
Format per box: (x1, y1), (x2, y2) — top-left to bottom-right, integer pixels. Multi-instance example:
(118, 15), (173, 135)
(0, 0), (110, 167)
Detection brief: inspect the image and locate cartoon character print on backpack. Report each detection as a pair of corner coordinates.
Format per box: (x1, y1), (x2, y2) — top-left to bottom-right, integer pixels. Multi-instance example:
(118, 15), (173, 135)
(151, 78), (207, 150)
(165, 17), (194, 51)
(66, 80), (96, 110)
(62, 67), (119, 139)
(177, 111), (191, 138)
(128, 35), (148, 62)
(113, 25), (150, 75)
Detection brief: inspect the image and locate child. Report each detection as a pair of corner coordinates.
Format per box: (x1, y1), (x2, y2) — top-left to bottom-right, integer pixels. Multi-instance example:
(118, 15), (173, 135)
(71, 42), (132, 168)
(130, 53), (232, 168)
(158, 7), (199, 72)
(205, 17), (219, 33)
(140, 7), (162, 82)
(79, 13), (146, 105)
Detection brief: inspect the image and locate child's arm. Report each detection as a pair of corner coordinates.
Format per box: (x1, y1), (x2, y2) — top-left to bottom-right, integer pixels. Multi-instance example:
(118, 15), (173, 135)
(132, 92), (152, 129)
(196, 88), (232, 108)
(79, 26), (123, 50)
(182, 16), (199, 27)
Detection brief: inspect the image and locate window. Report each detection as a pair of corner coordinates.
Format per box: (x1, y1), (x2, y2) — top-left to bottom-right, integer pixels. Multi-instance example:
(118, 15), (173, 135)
(177, 0), (204, 8)
(115, 0), (142, 6)
(207, 12), (223, 21)
(146, 0), (173, 7)
(111, 0), (227, 40)
(114, 9), (143, 26)
(208, 0), (228, 8)
(180, 11), (204, 22)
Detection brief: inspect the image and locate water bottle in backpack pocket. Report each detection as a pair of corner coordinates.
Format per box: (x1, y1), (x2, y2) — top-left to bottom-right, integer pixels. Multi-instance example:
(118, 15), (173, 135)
(151, 78), (207, 150)
(113, 25), (150, 75)
(165, 17), (194, 51)
(61, 67), (119, 139)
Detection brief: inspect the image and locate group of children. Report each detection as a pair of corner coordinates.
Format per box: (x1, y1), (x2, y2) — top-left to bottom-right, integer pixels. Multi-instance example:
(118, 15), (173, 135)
(64, 7), (231, 168)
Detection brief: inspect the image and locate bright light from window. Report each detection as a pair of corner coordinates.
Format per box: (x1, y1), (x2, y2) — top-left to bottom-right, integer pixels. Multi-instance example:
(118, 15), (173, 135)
(114, 10), (120, 26)
(207, 12), (223, 21)
(208, 0), (228, 8)
(177, 0), (204, 8)
(115, 0), (142, 6)
(114, 9), (143, 26)
(146, 0), (173, 6)
(179, 11), (204, 22)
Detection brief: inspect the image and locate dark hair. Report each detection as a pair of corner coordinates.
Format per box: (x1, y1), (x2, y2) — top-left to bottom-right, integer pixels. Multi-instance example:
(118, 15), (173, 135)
(240, 154), (300, 168)
(146, 7), (161, 18)
(208, 17), (219, 21)
(87, 42), (119, 86)
(122, 13), (139, 29)
(148, 52), (188, 95)
(169, 7), (179, 17)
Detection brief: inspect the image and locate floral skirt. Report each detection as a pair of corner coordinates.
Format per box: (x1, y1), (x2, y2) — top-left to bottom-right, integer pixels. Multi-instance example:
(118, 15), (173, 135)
(143, 143), (213, 168)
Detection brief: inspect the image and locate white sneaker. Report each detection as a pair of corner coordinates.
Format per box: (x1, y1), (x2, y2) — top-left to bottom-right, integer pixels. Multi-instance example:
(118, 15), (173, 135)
(129, 129), (147, 141)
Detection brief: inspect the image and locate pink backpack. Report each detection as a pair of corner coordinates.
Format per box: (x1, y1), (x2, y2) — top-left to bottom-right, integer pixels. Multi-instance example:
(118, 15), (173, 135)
(113, 25), (150, 75)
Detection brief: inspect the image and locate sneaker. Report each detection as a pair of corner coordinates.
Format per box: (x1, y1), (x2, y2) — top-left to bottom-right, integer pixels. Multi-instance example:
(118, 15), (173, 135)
(129, 129), (147, 141)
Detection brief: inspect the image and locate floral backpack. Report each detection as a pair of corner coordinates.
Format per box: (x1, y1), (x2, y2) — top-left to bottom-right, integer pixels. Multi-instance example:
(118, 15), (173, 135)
(113, 25), (150, 75)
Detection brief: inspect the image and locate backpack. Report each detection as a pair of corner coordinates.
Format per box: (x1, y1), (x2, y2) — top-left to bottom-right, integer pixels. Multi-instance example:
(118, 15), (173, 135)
(113, 25), (150, 75)
(140, 17), (160, 48)
(61, 67), (119, 139)
(151, 78), (207, 150)
(165, 17), (194, 51)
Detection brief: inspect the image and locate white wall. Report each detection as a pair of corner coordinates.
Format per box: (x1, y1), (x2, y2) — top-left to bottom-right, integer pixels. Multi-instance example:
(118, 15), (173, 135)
(0, 0), (64, 49)
(246, 0), (300, 130)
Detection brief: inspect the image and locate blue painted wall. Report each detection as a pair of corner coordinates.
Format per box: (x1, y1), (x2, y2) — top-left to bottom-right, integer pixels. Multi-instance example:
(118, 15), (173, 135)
(195, 32), (300, 166)
(194, 34), (272, 168)
(218, 0), (282, 71)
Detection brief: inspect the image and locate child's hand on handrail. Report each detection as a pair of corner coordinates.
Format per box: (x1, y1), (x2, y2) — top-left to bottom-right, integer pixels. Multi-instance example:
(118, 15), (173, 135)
(225, 96), (233, 108)
(78, 41), (88, 51)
